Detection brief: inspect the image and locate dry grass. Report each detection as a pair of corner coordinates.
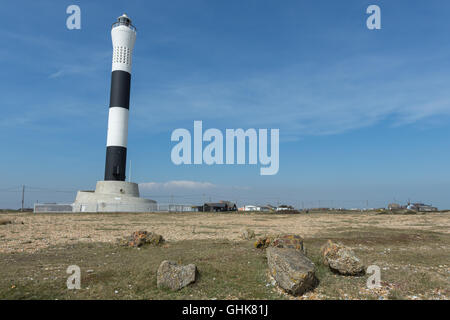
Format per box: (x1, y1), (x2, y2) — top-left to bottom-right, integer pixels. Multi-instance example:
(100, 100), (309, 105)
(0, 211), (449, 253)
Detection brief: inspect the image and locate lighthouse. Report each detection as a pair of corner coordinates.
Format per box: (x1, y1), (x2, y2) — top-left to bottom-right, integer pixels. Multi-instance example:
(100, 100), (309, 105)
(105, 14), (136, 181)
(72, 14), (156, 213)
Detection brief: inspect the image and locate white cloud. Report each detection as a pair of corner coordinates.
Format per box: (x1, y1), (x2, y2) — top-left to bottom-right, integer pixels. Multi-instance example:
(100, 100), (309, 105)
(48, 65), (98, 79)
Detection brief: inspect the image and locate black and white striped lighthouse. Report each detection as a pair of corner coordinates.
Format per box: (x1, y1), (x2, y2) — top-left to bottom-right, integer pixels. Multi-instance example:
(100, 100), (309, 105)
(104, 14), (136, 181)
(72, 14), (157, 213)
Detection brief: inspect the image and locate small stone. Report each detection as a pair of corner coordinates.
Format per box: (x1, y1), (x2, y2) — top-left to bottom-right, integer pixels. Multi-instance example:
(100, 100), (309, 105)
(157, 260), (197, 291)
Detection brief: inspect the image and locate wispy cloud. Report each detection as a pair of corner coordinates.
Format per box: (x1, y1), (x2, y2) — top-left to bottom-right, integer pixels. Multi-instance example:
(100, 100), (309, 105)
(132, 52), (450, 140)
(48, 64), (101, 79)
(0, 30), (110, 129)
(1, 30), (110, 79)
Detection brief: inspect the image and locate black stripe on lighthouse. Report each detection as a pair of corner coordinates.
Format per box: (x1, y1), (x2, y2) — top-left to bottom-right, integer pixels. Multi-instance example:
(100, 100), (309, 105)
(105, 146), (127, 181)
(109, 71), (131, 109)
(104, 70), (131, 181)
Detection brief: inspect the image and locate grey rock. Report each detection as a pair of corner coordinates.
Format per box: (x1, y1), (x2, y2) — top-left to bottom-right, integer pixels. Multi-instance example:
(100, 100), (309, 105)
(254, 234), (305, 253)
(272, 234), (305, 252)
(266, 247), (318, 296)
(320, 240), (365, 276)
(157, 260), (197, 291)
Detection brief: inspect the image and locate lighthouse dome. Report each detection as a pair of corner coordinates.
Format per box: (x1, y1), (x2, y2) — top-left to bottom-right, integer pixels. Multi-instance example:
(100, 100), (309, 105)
(112, 13), (136, 31)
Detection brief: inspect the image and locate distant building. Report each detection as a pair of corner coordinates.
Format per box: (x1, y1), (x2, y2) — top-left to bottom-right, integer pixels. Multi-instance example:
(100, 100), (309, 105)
(202, 201), (237, 212)
(407, 203), (438, 212)
(240, 205), (273, 212)
(276, 205), (294, 211)
(243, 205), (260, 211)
(388, 203), (401, 210)
(166, 204), (198, 212)
(238, 205), (272, 212)
(34, 203), (73, 213)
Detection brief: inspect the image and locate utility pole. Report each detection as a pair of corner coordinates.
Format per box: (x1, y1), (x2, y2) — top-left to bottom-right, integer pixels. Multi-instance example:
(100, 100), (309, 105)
(21, 185), (25, 212)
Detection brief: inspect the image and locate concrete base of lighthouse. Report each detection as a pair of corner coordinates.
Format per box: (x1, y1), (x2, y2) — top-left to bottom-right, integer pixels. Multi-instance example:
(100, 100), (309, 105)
(73, 181), (157, 213)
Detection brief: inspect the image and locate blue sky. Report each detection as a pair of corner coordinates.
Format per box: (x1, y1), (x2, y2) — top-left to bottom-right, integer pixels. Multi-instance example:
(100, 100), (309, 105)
(1, 0), (450, 209)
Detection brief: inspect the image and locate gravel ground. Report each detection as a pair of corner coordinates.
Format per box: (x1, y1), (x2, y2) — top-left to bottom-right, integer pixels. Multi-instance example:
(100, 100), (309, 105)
(0, 211), (449, 253)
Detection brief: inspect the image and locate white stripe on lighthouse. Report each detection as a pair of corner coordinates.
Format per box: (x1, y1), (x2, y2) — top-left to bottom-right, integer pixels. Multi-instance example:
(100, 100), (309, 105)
(106, 107), (129, 148)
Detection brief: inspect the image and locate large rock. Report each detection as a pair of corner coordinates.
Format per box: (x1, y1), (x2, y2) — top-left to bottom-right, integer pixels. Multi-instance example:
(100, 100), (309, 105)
(266, 247), (318, 296)
(157, 260), (197, 291)
(255, 234), (304, 253)
(272, 234), (304, 252)
(320, 240), (365, 276)
(122, 230), (164, 247)
(254, 234), (279, 249)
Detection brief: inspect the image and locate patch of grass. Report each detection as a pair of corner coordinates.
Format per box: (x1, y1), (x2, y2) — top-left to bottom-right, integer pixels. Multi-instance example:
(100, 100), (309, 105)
(306, 227), (446, 247)
(0, 240), (284, 300)
(302, 227), (450, 299)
